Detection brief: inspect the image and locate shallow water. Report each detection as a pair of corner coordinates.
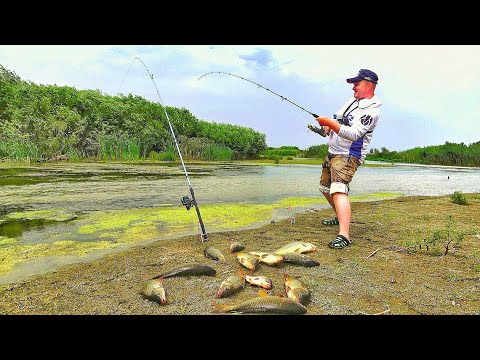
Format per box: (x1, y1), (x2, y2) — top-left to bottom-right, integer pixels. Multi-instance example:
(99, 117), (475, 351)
(0, 160), (479, 283)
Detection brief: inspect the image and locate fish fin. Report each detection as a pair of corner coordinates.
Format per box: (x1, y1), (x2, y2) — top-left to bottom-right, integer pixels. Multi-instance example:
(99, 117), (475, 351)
(211, 303), (230, 313)
(258, 289), (269, 297)
(149, 273), (164, 280)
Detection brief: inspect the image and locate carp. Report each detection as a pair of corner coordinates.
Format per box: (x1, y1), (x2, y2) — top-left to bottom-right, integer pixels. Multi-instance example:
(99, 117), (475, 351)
(204, 246), (226, 262)
(229, 239), (245, 253)
(235, 252), (259, 271)
(274, 241), (317, 255)
(141, 277), (167, 304)
(212, 292), (307, 314)
(249, 251), (283, 266)
(284, 273), (310, 305)
(281, 253), (320, 267)
(216, 274), (245, 298)
(243, 273), (272, 289)
(151, 263), (216, 280)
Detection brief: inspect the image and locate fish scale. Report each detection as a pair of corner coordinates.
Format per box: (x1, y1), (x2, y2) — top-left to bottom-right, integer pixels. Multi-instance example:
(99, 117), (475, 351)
(212, 295), (307, 314)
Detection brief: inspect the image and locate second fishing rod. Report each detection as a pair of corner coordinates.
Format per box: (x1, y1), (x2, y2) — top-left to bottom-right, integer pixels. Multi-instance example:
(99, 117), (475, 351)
(133, 57), (208, 242)
(197, 71), (327, 137)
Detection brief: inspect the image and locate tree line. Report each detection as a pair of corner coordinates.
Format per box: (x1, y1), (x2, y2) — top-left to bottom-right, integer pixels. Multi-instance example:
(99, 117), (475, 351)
(0, 65), (267, 162)
(366, 142), (480, 167)
(1, 64), (478, 166)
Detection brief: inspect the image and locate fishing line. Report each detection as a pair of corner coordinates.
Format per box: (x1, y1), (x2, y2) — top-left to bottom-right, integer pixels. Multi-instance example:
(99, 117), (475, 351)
(116, 57), (136, 95)
(197, 71), (326, 137)
(120, 57), (208, 242)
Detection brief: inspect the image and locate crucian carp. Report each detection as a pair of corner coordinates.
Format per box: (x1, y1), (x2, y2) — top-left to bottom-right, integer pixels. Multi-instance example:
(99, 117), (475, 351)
(212, 293), (307, 314)
(249, 251), (283, 266)
(150, 263), (216, 280)
(216, 274), (245, 298)
(274, 241), (317, 255)
(229, 239), (245, 253)
(284, 273), (310, 305)
(235, 252), (259, 271)
(204, 246), (226, 262)
(141, 277), (167, 304)
(242, 273), (273, 289)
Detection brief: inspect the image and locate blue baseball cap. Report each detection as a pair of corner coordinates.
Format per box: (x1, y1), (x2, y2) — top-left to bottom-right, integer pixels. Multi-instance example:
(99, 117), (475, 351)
(346, 69), (378, 84)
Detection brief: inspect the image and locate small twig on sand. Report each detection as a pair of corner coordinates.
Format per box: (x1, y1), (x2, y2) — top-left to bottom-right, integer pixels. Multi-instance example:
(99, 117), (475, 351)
(365, 248), (380, 259)
(359, 307), (391, 315)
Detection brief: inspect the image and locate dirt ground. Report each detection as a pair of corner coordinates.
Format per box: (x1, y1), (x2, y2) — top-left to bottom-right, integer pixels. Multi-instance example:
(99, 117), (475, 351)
(0, 193), (479, 315)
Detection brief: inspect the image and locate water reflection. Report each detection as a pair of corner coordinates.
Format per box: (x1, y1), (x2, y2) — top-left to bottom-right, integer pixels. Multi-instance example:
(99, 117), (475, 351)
(1, 162), (479, 214)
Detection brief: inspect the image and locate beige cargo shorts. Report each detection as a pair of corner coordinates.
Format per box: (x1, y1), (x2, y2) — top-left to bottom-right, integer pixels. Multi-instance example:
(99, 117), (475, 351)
(319, 154), (361, 195)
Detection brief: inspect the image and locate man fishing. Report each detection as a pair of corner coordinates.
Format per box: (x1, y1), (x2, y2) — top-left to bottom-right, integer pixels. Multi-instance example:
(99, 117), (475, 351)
(315, 69), (382, 249)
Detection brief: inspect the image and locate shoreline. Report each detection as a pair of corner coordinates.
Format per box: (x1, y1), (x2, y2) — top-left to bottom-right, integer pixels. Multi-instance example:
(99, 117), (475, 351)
(1, 193), (479, 315)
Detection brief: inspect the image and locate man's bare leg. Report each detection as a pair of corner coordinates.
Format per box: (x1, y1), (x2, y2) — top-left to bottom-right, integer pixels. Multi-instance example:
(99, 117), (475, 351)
(321, 191), (336, 212)
(332, 192), (351, 240)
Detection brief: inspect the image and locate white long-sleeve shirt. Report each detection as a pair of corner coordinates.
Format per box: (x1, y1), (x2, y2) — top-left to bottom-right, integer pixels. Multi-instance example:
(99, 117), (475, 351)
(328, 95), (382, 163)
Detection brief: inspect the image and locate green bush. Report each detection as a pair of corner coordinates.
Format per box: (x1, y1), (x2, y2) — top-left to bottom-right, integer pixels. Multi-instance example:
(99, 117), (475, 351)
(451, 191), (467, 205)
(158, 149), (176, 161)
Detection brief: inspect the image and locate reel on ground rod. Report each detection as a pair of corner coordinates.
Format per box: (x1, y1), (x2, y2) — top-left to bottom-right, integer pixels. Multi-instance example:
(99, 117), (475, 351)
(181, 195), (194, 210)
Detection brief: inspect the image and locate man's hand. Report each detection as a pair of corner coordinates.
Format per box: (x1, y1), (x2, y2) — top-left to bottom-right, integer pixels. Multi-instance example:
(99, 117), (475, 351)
(307, 123), (327, 137)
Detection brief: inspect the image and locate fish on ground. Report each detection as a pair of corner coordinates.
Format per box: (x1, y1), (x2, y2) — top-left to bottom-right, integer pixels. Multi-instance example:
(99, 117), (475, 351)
(242, 273), (272, 289)
(281, 253), (320, 267)
(284, 273), (310, 305)
(249, 251), (283, 266)
(216, 274), (245, 298)
(229, 239), (245, 253)
(235, 252), (259, 271)
(274, 241), (317, 255)
(212, 291), (307, 314)
(141, 277), (167, 304)
(150, 263), (216, 279)
(204, 246), (226, 262)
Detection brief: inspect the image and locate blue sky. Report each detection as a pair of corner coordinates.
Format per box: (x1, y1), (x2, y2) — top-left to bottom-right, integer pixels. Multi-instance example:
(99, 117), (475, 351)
(1, 45), (479, 151)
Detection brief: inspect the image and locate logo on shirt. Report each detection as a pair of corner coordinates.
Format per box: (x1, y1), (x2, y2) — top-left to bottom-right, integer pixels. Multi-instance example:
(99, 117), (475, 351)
(360, 115), (372, 126)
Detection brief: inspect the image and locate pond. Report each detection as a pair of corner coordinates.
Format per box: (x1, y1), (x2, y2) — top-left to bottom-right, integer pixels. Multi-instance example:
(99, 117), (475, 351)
(1, 160), (479, 283)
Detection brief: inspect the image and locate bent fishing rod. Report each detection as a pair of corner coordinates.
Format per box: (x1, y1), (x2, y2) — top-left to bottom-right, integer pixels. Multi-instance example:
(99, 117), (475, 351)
(130, 57), (208, 242)
(197, 71), (326, 137)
